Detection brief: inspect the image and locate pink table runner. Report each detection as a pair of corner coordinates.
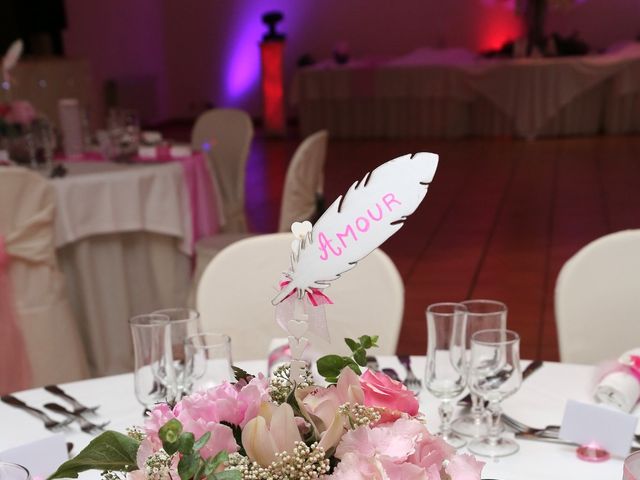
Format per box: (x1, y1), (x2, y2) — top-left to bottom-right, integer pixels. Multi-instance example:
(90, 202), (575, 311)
(55, 150), (220, 248)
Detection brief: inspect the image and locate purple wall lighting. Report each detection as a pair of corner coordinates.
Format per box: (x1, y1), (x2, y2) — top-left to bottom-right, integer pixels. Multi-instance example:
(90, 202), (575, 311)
(223, 1), (292, 105)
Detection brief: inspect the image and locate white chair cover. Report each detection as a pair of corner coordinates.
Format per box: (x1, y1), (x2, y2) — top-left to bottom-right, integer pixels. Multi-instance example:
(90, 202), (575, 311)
(196, 233), (403, 360)
(555, 230), (640, 364)
(0, 167), (89, 388)
(191, 109), (253, 233)
(278, 130), (328, 232)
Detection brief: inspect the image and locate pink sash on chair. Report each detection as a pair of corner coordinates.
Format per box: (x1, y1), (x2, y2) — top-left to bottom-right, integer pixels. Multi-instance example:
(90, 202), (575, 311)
(0, 235), (32, 394)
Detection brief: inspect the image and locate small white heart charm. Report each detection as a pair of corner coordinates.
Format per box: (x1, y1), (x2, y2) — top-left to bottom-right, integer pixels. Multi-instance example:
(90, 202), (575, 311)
(291, 238), (300, 255)
(287, 319), (309, 338)
(291, 221), (312, 239)
(288, 336), (309, 358)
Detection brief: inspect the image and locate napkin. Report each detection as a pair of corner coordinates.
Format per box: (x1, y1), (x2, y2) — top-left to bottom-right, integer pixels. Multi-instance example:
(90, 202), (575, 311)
(138, 146), (156, 158)
(0, 434), (68, 477)
(594, 348), (640, 413)
(142, 131), (162, 145)
(170, 145), (192, 158)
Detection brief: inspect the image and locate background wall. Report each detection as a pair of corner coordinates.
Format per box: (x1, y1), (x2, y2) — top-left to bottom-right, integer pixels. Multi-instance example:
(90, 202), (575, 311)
(62, 0), (640, 124)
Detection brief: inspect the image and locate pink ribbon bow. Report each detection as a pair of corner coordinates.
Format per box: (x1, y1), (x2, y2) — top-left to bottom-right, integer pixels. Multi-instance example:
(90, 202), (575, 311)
(275, 279), (332, 341)
(278, 280), (333, 307)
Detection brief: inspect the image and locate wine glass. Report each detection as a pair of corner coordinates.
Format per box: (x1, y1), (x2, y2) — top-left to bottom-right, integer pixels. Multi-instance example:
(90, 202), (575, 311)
(152, 308), (201, 397)
(424, 302), (468, 448)
(624, 451), (640, 480)
(468, 329), (522, 457)
(453, 299), (507, 438)
(129, 313), (177, 411)
(0, 462), (30, 480)
(184, 333), (233, 392)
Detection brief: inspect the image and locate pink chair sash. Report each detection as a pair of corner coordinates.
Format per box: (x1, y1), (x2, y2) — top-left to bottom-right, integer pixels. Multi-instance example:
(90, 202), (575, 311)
(0, 235), (32, 394)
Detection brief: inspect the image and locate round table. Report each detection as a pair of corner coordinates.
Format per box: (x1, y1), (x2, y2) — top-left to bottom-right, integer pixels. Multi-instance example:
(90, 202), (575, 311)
(0, 358), (635, 480)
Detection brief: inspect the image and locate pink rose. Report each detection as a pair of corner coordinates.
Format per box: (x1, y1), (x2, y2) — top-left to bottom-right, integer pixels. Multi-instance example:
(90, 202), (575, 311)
(360, 370), (419, 420)
(6, 100), (36, 126)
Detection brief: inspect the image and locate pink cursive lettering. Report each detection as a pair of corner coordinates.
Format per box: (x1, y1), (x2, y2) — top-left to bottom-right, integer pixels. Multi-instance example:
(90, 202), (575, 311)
(318, 232), (342, 260)
(383, 193), (402, 212)
(355, 216), (370, 233)
(336, 224), (358, 248)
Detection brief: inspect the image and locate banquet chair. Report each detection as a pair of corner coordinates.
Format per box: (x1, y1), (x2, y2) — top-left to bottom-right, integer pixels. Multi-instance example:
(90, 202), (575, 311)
(190, 131), (329, 305)
(555, 230), (640, 365)
(0, 167), (89, 392)
(196, 233), (403, 361)
(191, 108), (253, 233)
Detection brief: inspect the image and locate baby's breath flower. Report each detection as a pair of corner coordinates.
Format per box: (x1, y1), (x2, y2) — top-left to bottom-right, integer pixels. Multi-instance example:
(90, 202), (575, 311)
(227, 442), (329, 479)
(269, 363), (315, 404)
(339, 402), (381, 428)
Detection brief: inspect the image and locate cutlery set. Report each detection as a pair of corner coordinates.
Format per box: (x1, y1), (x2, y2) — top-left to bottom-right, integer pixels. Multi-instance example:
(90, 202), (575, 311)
(1, 385), (107, 435)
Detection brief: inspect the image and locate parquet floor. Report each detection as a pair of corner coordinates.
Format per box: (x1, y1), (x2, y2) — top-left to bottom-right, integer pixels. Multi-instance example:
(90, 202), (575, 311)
(241, 133), (640, 361)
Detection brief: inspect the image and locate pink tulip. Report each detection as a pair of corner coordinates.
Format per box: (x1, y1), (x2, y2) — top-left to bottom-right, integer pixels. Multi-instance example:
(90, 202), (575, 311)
(241, 402), (302, 467)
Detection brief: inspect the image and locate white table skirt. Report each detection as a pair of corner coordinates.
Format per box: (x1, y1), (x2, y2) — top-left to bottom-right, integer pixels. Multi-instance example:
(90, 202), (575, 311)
(293, 44), (640, 139)
(50, 162), (194, 377)
(1, 358), (636, 480)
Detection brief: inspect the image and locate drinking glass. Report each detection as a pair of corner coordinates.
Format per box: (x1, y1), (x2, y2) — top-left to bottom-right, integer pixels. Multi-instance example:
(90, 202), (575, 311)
(129, 314), (177, 410)
(624, 451), (640, 480)
(184, 333), (233, 392)
(0, 462), (30, 480)
(424, 302), (468, 448)
(152, 308), (201, 396)
(453, 299), (507, 437)
(468, 329), (522, 457)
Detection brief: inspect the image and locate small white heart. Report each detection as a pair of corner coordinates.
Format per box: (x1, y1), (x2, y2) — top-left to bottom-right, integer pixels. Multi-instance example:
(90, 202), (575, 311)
(287, 319), (309, 338)
(288, 336), (309, 358)
(289, 359), (307, 382)
(291, 221), (312, 239)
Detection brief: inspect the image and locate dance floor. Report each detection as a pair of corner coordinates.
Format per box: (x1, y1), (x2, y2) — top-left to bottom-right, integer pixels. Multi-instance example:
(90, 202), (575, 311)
(166, 124), (640, 361)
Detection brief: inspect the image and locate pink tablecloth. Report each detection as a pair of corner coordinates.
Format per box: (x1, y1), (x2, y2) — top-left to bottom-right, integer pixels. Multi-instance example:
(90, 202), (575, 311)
(56, 150), (220, 248)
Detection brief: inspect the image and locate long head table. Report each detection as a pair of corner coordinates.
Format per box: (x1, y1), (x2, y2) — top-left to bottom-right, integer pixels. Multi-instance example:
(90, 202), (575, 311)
(1, 358), (635, 479)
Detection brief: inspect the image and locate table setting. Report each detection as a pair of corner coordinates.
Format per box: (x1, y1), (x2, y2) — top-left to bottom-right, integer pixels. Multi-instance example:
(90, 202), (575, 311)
(2, 151), (639, 480)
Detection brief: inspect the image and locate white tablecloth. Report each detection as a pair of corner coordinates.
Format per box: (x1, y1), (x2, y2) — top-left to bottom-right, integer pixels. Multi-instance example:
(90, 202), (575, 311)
(51, 162), (194, 377)
(293, 44), (640, 139)
(1, 359), (636, 480)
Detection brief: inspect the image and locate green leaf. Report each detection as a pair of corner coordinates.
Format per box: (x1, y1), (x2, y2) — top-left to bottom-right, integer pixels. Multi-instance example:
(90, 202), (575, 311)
(353, 348), (367, 367)
(370, 335), (379, 347)
(194, 431), (211, 451)
(317, 354), (346, 378)
(212, 471), (242, 480)
(48, 431), (139, 479)
(204, 451), (229, 475)
(344, 338), (359, 352)
(178, 453), (200, 480)
(159, 419), (182, 444)
(359, 335), (373, 349)
(232, 365), (254, 383)
(177, 432), (195, 454)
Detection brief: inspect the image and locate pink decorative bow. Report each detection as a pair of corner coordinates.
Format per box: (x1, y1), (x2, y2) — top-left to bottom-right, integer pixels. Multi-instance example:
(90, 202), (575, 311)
(0, 235), (32, 393)
(628, 355), (640, 382)
(278, 280), (333, 307)
(275, 279), (332, 341)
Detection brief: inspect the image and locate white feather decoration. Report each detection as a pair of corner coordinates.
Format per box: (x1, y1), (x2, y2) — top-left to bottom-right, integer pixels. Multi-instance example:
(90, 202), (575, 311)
(272, 151), (438, 305)
(2, 39), (24, 73)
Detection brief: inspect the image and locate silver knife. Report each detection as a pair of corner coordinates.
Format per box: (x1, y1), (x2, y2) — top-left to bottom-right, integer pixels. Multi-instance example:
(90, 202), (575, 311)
(516, 432), (640, 452)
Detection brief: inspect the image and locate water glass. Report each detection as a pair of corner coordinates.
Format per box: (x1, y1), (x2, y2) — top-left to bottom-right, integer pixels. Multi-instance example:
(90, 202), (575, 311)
(152, 308), (201, 396)
(453, 299), (507, 438)
(129, 313), (177, 410)
(424, 302), (468, 448)
(625, 451), (640, 480)
(184, 333), (233, 392)
(468, 329), (522, 457)
(0, 463), (30, 480)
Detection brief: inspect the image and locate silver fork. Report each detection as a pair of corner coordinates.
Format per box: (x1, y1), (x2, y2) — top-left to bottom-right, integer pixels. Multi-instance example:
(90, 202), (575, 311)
(1, 395), (73, 432)
(397, 355), (422, 393)
(44, 402), (109, 435)
(501, 413), (559, 438)
(45, 385), (99, 415)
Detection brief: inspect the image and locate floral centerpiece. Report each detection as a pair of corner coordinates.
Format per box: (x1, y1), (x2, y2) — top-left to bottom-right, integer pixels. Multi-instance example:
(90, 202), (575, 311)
(49, 336), (483, 480)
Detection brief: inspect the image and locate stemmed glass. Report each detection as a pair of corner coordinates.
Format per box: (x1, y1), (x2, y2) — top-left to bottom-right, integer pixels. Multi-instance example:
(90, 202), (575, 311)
(424, 302), (468, 448)
(152, 308), (201, 397)
(129, 314), (177, 411)
(453, 299), (507, 437)
(624, 451), (640, 480)
(0, 462), (30, 480)
(468, 329), (522, 457)
(184, 333), (234, 392)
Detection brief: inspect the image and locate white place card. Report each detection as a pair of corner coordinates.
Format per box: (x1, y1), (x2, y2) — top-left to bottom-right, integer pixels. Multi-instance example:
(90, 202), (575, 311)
(0, 434), (68, 477)
(559, 399), (638, 457)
